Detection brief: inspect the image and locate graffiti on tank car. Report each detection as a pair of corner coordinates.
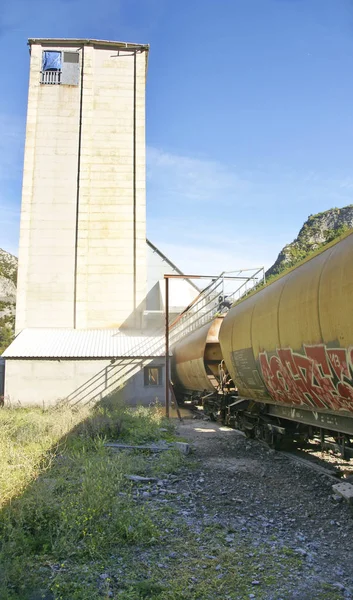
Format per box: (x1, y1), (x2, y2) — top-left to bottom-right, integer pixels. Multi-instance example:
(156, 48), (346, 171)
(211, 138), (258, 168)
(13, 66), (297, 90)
(258, 345), (353, 413)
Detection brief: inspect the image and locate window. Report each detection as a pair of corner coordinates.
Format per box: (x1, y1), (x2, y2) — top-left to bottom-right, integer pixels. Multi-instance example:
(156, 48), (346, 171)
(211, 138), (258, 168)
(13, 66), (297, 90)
(63, 51), (79, 64)
(41, 51), (79, 86)
(144, 366), (163, 387)
(42, 51), (62, 71)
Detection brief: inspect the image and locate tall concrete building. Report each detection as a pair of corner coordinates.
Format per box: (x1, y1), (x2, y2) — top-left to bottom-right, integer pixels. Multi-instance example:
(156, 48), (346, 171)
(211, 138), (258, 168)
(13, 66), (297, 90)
(3, 38), (198, 407)
(16, 38), (149, 333)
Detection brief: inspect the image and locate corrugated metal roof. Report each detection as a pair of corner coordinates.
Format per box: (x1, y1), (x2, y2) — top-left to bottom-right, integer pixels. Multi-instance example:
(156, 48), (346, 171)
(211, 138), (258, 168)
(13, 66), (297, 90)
(2, 329), (164, 359)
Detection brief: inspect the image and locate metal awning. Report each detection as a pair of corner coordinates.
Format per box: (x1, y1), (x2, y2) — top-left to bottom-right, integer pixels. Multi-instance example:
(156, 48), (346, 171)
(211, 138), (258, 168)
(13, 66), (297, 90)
(2, 328), (164, 359)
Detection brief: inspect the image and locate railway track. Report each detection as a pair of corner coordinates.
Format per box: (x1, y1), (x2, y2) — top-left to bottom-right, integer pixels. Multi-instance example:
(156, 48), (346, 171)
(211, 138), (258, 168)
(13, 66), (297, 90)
(184, 406), (353, 499)
(248, 431), (353, 483)
(282, 437), (353, 475)
(279, 449), (342, 482)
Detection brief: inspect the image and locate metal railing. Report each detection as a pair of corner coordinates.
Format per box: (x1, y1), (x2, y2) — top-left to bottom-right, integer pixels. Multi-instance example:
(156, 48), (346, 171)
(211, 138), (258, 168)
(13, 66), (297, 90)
(167, 267), (265, 346)
(64, 267), (265, 407)
(41, 70), (61, 85)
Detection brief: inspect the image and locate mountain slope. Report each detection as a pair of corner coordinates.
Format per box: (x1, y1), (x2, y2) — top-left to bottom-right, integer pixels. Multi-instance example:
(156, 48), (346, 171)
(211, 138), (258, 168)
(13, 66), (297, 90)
(0, 249), (17, 354)
(266, 205), (353, 279)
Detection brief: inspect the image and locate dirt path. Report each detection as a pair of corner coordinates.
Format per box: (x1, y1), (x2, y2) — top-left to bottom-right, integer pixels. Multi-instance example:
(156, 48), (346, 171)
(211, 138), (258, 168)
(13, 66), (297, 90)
(173, 417), (353, 599)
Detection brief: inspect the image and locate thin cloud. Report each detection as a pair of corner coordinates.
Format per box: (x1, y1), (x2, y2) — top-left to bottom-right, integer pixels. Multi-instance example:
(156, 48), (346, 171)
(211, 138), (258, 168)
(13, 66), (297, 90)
(0, 112), (24, 255)
(148, 213), (288, 274)
(156, 239), (280, 276)
(0, 113), (24, 182)
(147, 146), (251, 204)
(338, 178), (353, 191)
(147, 146), (353, 273)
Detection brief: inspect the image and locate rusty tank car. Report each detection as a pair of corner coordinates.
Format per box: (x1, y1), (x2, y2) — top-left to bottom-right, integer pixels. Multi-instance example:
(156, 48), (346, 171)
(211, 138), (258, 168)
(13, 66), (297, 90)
(172, 230), (353, 455)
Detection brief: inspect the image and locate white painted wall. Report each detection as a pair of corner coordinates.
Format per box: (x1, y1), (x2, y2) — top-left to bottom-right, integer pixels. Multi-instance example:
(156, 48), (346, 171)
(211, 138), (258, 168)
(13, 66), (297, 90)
(16, 43), (80, 332)
(76, 45), (147, 329)
(16, 40), (148, 333)
(4, 358), (165, 408)
(144, 242), (198, 329)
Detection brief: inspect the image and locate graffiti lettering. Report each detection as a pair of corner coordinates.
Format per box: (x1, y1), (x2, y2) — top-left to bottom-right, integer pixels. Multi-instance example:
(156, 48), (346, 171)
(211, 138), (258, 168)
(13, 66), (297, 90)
(258, 345), (353, 413)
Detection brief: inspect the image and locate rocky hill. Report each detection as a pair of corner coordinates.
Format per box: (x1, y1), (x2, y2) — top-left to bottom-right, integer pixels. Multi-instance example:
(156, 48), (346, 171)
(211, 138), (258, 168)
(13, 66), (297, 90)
(266, 205), (353, 279)
(0, 248), (17, 354)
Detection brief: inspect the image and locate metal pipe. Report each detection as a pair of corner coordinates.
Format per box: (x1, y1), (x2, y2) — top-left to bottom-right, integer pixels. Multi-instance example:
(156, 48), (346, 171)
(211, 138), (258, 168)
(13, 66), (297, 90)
(73, 44), (85, 329)
(133, 50), (137, 310)
(165, 276), (170, 418)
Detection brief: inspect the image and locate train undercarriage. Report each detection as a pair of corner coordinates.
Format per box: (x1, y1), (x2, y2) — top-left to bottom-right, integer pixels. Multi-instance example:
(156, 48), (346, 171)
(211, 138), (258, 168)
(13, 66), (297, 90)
(174, 387), (353, 460)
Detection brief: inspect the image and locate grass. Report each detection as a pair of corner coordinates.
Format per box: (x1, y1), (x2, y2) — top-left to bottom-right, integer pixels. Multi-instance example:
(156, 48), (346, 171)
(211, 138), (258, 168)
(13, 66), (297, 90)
(0, 404), (90, 508)
(0, 401), (180, 599)
(0, 402), (344, 600)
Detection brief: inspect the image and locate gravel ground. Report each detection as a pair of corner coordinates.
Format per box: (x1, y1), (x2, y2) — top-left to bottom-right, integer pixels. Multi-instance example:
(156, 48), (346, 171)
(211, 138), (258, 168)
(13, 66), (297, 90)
(91, 416), (353, 600)
(154, 417), (353, 599)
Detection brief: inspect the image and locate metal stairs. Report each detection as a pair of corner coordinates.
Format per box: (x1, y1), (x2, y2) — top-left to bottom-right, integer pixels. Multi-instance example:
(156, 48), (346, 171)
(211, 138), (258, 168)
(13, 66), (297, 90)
(65, 268), (265, 408)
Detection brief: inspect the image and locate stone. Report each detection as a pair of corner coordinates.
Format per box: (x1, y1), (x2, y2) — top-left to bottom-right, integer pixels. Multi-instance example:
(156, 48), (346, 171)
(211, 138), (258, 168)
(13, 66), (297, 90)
(125, 475), (158, 483)
(294, 548), (307, 557)
(174, 442), (191, 454)
(332, 482), (353, 504)
(333, 582), (345, 591)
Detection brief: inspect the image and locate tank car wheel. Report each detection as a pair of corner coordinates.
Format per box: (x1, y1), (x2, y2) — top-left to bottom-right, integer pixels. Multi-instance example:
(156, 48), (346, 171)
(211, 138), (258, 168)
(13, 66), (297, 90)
(254, 424), (263, 441)
(272, 433), (283, 450)
(245, 428), (255, 439)
(265, 430), (275, 448)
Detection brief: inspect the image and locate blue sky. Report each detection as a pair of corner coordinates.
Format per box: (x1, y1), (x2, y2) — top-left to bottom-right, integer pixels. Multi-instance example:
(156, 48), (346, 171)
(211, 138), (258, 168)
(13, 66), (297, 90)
(1, 0), (353, 274)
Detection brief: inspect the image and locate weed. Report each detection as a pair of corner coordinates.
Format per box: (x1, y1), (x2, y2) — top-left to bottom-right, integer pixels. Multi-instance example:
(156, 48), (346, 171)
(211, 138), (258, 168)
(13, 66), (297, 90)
(0, 402), (177, 599)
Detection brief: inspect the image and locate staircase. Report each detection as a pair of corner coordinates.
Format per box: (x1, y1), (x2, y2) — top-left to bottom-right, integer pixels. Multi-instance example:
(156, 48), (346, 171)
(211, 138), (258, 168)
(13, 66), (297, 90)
(64, 268), (264, 408)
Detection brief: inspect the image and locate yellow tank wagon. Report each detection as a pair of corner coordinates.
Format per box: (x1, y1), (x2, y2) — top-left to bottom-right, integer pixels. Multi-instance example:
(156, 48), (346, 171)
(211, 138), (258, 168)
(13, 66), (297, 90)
(219, 230), (353, 439)
(172, 317), (224, 393)
(172, 317), (235, 419)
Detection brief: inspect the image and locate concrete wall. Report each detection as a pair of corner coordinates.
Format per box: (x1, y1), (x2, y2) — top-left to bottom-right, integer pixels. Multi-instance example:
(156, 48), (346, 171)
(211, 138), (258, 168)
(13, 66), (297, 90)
(16, 43), (80, 332)
(147, 243), (197, 309)
(4, 357), (165, 408)
(76, 46), (147, 329)
(144, 242), (198, 329)
(16, 40), (147, 333)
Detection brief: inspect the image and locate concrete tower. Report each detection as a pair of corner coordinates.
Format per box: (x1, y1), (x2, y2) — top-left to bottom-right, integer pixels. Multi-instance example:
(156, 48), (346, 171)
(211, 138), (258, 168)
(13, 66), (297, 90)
(16, 38), (149, 333)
